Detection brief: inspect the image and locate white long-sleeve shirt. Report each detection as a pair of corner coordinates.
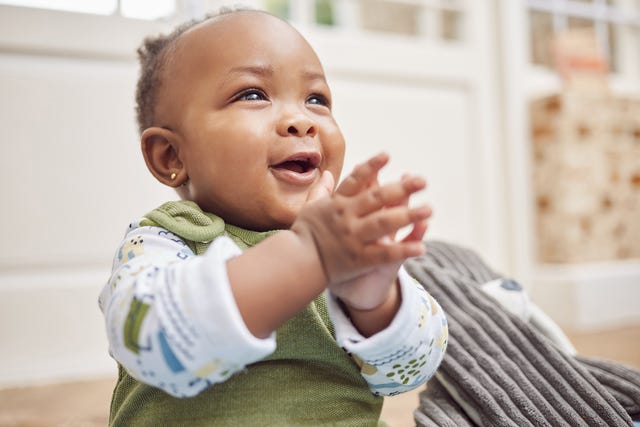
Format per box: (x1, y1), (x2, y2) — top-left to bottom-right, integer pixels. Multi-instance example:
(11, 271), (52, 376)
(99, 220), (448, 398)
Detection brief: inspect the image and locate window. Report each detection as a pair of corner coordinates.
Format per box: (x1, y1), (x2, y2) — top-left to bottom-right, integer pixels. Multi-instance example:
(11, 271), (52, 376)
(527, 0), (640, 76)
(263, 0), (467, 42)
(0, 0), (468, 40)
(120, 0), (175, 20)
(0, 0), (176, 20)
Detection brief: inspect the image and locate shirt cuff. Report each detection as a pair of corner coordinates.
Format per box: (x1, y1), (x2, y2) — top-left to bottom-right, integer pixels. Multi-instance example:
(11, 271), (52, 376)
(326, 266), (422, 357)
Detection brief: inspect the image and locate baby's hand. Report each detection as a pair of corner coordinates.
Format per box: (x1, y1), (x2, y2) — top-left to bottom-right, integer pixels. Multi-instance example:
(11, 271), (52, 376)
(329, 207), (429, 313)
(291, 153), (430, 295)
(328, 160), (430, 312)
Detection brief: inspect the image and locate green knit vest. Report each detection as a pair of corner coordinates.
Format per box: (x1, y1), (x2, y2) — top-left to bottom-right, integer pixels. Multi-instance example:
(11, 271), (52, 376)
(109, 201), (384, 426)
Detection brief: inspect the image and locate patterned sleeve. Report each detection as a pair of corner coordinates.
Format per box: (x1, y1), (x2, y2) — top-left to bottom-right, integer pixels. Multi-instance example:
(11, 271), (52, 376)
(326, 266), (448, 396)
(98, 222), (276, 397)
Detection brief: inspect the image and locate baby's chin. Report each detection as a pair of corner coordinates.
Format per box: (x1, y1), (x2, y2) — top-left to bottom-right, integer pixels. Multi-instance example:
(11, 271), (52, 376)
(212, 196), (305, 231)
(254, 198), (308, 231)
(259, 214), (297, 231)
(267, 207), (306, 231)
(233, 209), (298, 232)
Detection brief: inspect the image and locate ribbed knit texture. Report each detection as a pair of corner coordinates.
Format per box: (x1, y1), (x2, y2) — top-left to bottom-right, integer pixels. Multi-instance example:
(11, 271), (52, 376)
(142, 200), (278, 251)
(407, 241), (640, 427)
(577, 356), (640, 419)
(110, 201), (384, 426)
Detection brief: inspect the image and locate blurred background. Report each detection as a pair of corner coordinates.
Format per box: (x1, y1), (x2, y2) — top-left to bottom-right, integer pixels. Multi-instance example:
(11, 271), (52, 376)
(0, 0), (638, 425)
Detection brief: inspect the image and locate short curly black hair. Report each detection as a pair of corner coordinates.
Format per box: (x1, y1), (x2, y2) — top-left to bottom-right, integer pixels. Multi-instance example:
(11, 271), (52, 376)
(134, 6), (250, 134)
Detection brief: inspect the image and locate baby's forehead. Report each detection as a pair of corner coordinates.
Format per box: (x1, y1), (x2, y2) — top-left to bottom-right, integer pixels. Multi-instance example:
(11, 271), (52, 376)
(178, 10), (292, 50)
(168, 11), (322, 76)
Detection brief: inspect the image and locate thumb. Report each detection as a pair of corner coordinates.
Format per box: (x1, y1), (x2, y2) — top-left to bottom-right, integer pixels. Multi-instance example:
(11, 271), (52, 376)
(306, 170), (335, 203)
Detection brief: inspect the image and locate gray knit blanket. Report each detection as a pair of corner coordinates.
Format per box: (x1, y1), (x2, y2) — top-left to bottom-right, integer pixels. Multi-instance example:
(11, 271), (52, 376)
(406, 241), (640, 427)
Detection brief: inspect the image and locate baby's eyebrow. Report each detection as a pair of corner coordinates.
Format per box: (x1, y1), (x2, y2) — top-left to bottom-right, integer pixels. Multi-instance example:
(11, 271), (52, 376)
(301, 70), (327, 83)
(224, 65), (327, 83)
(226, 65), (274, 78)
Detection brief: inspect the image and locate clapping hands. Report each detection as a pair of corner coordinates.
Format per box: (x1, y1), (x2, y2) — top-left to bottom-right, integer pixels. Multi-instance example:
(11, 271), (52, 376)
(292, 152), (431, 313)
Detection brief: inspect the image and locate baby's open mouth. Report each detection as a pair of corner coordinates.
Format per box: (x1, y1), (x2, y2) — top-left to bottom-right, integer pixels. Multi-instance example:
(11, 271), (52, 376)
(274, 159), (314, 173)
(270, 152), (321, 185)
(272, 152), (321, 173)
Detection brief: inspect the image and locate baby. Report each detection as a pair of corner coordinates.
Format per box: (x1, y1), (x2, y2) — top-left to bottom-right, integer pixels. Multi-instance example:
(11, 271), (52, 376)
(99, 7), (447, 426)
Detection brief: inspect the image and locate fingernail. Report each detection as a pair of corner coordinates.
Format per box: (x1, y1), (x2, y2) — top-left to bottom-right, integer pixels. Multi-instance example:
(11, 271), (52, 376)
(410, 176), (426, 190)
(413, 206), (431, 219)
(374, 152), (390, 165)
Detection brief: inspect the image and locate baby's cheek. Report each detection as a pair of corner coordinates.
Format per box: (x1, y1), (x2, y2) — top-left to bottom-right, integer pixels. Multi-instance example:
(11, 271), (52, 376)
(322, 128), (346, 174)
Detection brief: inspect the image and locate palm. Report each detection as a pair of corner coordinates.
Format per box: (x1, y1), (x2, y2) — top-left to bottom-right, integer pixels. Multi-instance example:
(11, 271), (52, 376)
(330, 261), (401, 310)
(303, 153), (430, 311)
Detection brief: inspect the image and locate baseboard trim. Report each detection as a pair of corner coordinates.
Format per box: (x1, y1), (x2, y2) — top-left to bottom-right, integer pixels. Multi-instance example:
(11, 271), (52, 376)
(531, 260), (640, 331)
(0, 269), (117, 388)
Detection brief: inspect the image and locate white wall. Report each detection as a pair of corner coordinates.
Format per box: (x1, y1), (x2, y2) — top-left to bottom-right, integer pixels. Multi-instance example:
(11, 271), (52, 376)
(0, 6), (176, 386)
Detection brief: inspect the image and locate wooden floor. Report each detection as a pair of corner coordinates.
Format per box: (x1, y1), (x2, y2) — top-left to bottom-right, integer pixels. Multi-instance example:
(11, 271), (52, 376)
(1, 326), (638, 427)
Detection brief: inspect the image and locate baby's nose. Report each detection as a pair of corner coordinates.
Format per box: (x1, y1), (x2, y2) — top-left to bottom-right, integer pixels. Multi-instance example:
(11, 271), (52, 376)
(278, 111), (318, 137)
(287, 122), (317, 136)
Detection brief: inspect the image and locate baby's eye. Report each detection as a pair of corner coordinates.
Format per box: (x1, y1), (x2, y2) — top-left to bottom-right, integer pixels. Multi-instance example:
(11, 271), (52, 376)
(234, 89), (267, 102)
(306, 94), (330, 108)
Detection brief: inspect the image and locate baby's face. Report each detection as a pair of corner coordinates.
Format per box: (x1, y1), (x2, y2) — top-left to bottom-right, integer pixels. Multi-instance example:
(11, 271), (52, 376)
(156, 12), (345, 230)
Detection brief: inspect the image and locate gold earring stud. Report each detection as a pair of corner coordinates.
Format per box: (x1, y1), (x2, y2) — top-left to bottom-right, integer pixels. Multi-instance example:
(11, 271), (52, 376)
(170, 172), (177, 180)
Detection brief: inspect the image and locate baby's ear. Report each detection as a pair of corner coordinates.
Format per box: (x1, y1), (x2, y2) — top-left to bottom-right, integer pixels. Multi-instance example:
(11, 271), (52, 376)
(140, 127), (186, 187)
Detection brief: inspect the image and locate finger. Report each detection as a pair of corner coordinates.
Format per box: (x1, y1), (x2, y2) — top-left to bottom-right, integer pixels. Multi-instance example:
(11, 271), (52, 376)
(381, 176), (410, 241)
(336, 152), (389, 197)
(355, 205), (432, 242)
(387, 207), (429, 242)
(362, 240), (426, 264)
(385, 174), (415, 209)
(353, 175), (426, 217)
(401, 218), (429, 243)
(306, 170), (335, 203)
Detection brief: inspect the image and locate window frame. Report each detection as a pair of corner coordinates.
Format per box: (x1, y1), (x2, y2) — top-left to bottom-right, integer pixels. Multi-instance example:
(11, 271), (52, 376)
(525, 0), (640, 98)
(0, 5), (174, 61)
(274, 0), (469, 42)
